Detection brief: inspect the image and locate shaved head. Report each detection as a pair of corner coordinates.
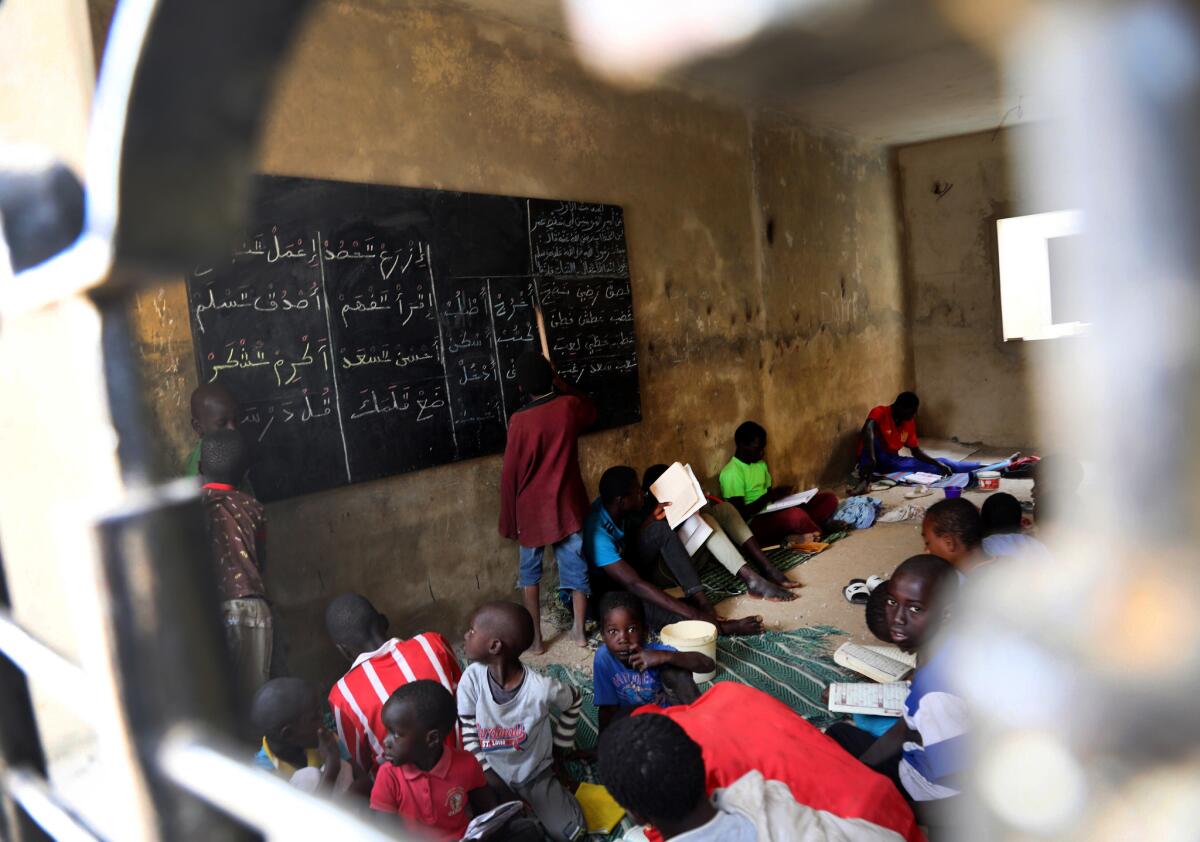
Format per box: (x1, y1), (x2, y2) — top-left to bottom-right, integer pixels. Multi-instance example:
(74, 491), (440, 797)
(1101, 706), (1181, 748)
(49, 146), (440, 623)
(190, 383), (239, 436)
(471, 602), (535, 654)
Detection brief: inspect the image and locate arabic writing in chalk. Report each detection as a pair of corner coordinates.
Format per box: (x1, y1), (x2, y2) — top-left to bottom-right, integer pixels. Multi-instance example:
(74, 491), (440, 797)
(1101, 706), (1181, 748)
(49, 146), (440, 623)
(530, 202), (629, 276)
(192, 282), (323, 334)
(206, 337), (330, 386)
(349, 384), (446, 422)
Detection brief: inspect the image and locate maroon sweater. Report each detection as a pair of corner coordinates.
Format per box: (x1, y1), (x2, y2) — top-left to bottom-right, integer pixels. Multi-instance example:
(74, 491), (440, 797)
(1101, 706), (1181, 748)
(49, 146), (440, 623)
(498, 393), (596, 548)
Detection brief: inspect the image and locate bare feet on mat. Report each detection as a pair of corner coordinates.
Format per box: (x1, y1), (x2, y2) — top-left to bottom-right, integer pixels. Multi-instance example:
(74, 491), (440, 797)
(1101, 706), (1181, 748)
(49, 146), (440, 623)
(745, 575), (798, 602)
(528, 638), (547, 656)
(761, 564), (804, 590)
(719, 616), (765, 636)
(569, 629), (589, 648)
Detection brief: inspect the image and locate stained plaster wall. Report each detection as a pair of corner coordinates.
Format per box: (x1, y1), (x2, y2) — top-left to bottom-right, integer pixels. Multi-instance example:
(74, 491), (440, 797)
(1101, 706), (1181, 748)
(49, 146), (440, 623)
(128, 0), (908, 688)
(896, 127), (1046, 447)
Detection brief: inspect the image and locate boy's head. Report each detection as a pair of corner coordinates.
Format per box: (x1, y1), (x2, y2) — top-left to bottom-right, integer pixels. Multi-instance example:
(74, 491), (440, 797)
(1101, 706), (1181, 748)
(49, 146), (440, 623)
(599, 465), (643, 515)
(599, 591), (647, 665)
(641, 464), (670, 494)
(598, 714), (707, 828)
(252, 677), (322, 749)
(199, 429), (250, 486)
(463, 601), (535, 662)
(884, 554), (957, 652)
(922, 498), (983, 567)
(891, 391), (920, 423)
(190, 383), (239, 437)
(865, 580), (892, 644)
(515, 350), (554, 396)
(733, 421), (767, 462)
(381, 679), (457, 769)
(980, 492), (1023, 536)
(325, 593), (389, 661)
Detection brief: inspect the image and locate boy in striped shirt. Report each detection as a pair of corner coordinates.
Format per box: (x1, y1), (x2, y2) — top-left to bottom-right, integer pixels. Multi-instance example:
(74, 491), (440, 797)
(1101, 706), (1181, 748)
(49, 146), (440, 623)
(457, 602), (585, 842)
(325, 594), (462, 775)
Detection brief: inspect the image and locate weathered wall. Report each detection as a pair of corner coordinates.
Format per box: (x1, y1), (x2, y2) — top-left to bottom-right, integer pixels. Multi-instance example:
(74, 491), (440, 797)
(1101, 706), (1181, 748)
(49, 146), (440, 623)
(129, 0), (908, 688)
(753, 119), (910, 481)
(896, 127), (1043, 447)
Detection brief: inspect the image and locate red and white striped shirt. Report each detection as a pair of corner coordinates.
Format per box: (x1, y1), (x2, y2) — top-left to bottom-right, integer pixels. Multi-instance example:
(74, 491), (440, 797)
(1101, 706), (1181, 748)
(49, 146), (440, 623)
(328, 634), (462, 774)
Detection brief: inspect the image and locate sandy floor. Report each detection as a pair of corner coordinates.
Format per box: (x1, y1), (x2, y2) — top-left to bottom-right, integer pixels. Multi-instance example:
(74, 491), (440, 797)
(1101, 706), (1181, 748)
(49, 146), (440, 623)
(524, 441), (1030, 674)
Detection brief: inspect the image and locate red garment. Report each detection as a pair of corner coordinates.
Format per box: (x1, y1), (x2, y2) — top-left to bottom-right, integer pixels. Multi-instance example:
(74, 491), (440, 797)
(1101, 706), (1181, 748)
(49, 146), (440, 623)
(329, 635), (463, 775)
(370, 746), (486, 841)
(634, 683), (925, 842)
(862, 405), (919, 455)
(201, 483), (267, 600)
(749, 491), (839, 545)
(498, 394), (596, 548)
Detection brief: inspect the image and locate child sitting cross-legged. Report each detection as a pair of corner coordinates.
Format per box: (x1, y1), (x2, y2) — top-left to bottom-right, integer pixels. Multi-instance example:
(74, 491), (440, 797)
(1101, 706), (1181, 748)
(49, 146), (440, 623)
(921, 498), (987, 576)
(827, 555), (964, 818)
(371, 680), (541, 841)
(594, 591), (712, 732)
(251, 677), (370, 797)
(457, 602), (587, 842)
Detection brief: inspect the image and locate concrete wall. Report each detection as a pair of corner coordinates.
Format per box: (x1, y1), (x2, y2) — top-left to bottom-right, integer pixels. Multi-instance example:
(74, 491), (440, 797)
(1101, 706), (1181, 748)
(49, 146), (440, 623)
(128, 0), (909, 689)
(896, 127), (1044, 447)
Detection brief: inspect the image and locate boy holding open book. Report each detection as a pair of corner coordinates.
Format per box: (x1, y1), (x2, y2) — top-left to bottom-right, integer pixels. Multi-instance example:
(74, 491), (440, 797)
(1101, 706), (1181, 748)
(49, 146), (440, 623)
(719, 421), (840, 546)
(826, 555), (965, 812)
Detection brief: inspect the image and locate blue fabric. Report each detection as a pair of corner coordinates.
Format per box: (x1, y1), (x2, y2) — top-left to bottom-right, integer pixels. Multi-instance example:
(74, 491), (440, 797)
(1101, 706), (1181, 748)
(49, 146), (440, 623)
(863, 449), (983, 476)
(252, 746), (275, 772)
(582, 497), (625, 569)
(518, 531), (590, 592)
(982, 532), (1050, 561)
(592, 642), (676, 707)
(851, 713), (900, 737)
(832, 496), (882, 529)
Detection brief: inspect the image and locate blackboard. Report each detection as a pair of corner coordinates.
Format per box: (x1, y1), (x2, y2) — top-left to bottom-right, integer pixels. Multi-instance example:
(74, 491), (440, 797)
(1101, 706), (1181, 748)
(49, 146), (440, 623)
(186, 175), (640, 501)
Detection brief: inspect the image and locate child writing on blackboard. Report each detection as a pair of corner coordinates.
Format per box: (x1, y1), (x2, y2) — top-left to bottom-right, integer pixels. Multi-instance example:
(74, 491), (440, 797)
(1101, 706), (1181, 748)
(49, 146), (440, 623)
(499, 350), (596, 654)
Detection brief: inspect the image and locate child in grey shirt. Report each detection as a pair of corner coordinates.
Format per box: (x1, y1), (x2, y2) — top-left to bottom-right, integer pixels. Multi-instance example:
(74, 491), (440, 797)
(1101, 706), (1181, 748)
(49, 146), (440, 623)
(457, 602), (585, 842)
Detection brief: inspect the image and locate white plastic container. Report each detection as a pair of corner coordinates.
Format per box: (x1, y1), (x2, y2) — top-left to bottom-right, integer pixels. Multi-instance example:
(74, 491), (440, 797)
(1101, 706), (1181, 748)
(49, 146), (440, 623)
(977, 470), (1001, 491)
(659, 620), (718, 683)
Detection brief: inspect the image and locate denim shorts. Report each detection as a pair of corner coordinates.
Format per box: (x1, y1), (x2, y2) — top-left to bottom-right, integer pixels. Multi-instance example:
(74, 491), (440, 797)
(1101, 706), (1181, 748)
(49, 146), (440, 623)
(518, 531), (590, 594)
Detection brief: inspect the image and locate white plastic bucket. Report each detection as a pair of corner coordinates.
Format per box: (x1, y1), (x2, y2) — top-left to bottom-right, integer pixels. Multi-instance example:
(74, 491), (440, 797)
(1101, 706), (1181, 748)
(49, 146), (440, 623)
(659, 620), (718, 683)
(978, 470), (1001, 491)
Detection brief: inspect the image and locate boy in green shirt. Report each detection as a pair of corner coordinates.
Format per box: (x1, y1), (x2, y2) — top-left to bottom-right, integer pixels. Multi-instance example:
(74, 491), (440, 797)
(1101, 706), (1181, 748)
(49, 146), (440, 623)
(718, 421), (839, 547)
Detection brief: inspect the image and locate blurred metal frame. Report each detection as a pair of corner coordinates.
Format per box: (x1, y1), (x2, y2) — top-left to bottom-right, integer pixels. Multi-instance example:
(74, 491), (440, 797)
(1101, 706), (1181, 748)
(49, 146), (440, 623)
(0, 0), (415, 838)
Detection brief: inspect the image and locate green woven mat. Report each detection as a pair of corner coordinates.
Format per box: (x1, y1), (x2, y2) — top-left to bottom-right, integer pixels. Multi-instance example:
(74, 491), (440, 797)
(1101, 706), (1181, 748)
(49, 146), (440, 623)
(541, 626), (853, 840)
(697, 532), (848, 602)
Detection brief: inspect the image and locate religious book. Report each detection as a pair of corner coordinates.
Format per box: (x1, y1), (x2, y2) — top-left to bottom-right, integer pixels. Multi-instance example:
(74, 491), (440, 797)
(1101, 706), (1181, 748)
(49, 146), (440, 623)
(758, 487), (818, 515)
(833, 642), (916, 683)
(649, 462), (708, 528)
(827, 681), (911, 717)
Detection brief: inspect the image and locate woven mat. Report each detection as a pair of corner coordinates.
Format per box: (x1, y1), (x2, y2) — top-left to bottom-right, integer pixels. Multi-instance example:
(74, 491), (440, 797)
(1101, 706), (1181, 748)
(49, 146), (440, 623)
(697, 533), (847, 602)
(542, 626), (852, 840)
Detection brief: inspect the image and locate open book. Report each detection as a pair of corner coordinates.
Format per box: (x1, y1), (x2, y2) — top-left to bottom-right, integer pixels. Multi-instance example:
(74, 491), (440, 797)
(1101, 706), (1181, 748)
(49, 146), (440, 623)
(833, 642), (916, 683)
(758, 487), (818, 516)
(827, 681), (911, 717)
(649, 462), (708, 529)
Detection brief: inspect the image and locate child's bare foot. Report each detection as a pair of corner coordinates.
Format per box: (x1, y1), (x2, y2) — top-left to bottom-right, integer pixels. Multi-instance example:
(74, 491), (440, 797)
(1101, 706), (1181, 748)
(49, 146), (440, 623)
(718, 616), (765, 636)
(744, 575), (797, 602)
(569, 629), (589, 648)
(785, 532), (820, 547)
(761, 564), (804, 589)
(528, 638), (547, 656)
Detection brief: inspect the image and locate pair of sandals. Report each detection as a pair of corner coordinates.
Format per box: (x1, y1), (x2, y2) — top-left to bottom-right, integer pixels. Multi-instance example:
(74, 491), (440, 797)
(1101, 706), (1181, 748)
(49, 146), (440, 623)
(843, 575), (886, 604)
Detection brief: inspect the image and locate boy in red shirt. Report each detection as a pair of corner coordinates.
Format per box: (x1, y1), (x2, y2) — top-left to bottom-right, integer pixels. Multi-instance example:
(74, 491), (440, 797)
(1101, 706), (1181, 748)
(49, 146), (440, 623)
(859, 392), (981, 479)
(325, 593), (462, 775)
(499, 351), (597, 654)
(371, 680), (539, 841)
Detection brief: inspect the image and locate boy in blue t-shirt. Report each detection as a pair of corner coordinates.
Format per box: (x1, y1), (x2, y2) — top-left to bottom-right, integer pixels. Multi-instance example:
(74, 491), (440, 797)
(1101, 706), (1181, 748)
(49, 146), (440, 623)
(593, 592), (715, 731)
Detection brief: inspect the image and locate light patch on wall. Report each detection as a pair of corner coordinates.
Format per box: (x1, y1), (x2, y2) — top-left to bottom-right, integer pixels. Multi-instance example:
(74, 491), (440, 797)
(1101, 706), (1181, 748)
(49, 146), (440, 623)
(996, 210), (1087, 341)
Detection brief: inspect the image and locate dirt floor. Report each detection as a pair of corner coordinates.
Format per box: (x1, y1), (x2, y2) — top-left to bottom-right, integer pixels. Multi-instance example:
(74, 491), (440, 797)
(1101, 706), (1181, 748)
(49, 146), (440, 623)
(525, 441), (1030, 675)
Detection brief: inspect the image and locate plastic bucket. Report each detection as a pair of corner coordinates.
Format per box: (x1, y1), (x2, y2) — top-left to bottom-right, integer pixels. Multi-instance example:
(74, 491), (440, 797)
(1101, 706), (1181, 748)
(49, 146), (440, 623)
(659, 620), (718, 683)
(977, 470), (1001, 491)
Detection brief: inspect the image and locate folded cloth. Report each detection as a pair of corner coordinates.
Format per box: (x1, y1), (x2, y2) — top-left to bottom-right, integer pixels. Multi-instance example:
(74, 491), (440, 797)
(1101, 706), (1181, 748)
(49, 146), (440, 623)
(789, 541), (829, 554)
(832, 496), (882, 530)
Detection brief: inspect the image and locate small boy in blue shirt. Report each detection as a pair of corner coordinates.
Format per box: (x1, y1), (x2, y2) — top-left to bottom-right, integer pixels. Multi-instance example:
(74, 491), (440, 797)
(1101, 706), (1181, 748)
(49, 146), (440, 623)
(593, 592), (714, 731)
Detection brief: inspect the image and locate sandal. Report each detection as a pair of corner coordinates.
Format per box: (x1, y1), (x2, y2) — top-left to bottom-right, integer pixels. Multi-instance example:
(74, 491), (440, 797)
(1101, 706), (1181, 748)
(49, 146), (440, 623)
(865, 575), (886, 593)
(843, 579), (870, 604)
